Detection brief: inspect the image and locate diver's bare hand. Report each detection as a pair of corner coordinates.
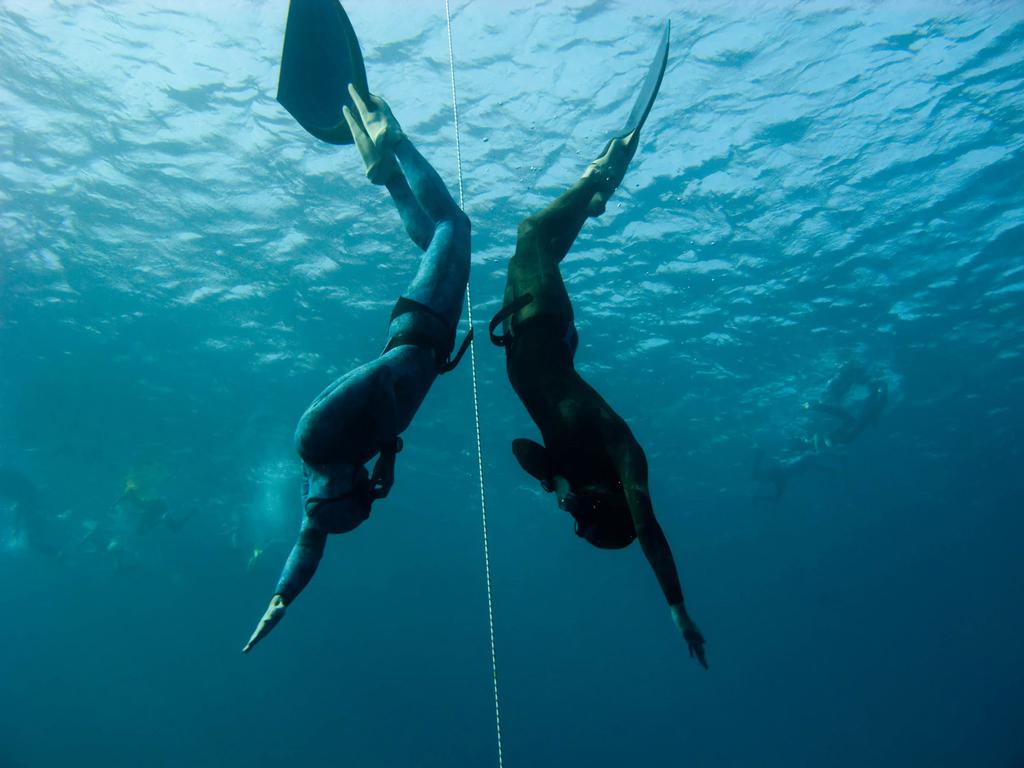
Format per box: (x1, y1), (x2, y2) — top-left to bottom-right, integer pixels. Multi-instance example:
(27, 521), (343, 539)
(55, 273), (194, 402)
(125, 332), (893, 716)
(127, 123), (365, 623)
(671, 603), (708, 669)
(243, 594), (287, 654)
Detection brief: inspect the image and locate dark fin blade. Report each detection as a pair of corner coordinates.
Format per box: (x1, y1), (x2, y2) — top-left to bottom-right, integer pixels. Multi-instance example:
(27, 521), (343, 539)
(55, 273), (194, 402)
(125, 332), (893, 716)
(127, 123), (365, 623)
(276, 0), (370, 145)
(618, 20), (671, 139)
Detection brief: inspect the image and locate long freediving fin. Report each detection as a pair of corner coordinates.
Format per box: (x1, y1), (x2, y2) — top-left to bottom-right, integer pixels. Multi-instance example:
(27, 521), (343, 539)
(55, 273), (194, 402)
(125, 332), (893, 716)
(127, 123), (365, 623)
(276, 0), (371, 145)
(617, 20), (671, 139)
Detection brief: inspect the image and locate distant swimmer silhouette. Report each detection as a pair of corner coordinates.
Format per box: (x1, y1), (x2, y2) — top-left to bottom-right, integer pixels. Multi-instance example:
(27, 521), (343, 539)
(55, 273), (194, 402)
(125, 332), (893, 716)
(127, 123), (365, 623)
(114, 477), (195, 535)
(0, 466), (69, 556)
(752, 448), (837, 503)
(245, 6), (470, 654)
(803, 361), (888, 449)
(752, 361), (887, 501)
(488, 22), (706, 668)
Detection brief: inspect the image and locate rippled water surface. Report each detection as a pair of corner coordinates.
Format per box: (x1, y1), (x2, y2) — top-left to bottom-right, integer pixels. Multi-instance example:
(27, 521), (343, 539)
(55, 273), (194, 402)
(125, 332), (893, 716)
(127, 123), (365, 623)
(2, 1), (1022, 766)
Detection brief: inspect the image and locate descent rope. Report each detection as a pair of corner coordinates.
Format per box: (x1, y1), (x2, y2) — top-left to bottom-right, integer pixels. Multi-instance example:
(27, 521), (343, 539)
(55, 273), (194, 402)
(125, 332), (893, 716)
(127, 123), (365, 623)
(443, 2), (504, 766)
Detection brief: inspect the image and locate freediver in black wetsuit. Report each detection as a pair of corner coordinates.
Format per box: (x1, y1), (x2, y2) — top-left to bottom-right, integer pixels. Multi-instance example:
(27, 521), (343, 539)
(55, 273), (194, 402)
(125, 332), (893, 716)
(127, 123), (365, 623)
(489, 131), (707, 667)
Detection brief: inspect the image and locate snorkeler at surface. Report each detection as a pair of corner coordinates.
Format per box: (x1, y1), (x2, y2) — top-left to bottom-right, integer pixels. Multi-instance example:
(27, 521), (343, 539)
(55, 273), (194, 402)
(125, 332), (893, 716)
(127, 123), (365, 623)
(243, 88), (471, 654)
(487, 35), (706, 667)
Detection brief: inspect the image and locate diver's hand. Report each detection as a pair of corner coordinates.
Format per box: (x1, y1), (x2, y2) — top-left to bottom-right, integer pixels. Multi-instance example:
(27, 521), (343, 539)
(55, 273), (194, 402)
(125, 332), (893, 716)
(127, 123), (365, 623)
(370, 457), (395, 500)
(369, 437), (402, 500)
(243, 594), (286, 654)
(670, 603), (708, 669)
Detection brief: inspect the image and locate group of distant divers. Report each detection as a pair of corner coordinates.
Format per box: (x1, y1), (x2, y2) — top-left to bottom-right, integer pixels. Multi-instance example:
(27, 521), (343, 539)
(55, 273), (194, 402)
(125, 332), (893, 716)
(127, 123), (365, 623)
(0, 466), (194, 568)
(1, 2), (890, 670)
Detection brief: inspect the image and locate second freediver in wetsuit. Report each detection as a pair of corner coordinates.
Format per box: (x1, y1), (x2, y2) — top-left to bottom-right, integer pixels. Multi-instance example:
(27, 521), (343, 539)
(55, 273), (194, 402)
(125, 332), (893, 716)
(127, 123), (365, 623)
(489, 136), (707, 666)
(244, 88), (471, 653)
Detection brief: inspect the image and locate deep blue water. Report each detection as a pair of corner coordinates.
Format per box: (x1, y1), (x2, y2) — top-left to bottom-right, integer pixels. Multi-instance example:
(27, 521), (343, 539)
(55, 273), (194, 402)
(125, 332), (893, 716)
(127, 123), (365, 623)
(1, 1), (1023, 766)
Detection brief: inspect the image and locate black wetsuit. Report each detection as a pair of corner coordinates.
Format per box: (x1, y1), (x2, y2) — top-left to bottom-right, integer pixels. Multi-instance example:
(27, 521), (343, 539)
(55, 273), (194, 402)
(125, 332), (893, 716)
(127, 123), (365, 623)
(506, 316), (641, 549)
(493, 171), (685, 608)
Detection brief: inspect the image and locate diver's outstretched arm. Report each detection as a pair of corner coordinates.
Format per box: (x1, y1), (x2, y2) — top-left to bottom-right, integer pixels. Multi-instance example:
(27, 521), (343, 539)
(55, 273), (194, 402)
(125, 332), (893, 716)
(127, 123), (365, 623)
(244, 595), (286, 654)
(243, 517), (327, 654)
(610, 429), (707, 669)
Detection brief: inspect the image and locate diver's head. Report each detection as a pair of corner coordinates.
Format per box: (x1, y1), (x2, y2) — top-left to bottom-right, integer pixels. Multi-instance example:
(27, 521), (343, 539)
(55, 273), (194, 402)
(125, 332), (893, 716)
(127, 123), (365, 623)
(564, 489), (637, 550)
(579, 519), (637, 550)
(305, 464), (373, 534)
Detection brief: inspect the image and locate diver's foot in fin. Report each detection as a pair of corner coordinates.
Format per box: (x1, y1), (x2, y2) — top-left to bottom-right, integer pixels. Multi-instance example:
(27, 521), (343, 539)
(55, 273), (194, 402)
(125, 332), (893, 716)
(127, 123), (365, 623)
(342, 103), (400, 185)
(582, 132), (640, 217)
(348, 85), (406, 150)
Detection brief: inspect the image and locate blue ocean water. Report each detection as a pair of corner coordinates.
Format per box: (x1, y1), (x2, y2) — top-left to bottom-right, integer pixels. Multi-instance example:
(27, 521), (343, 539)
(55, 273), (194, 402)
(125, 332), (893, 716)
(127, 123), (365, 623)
(1, 0), (1022, 765)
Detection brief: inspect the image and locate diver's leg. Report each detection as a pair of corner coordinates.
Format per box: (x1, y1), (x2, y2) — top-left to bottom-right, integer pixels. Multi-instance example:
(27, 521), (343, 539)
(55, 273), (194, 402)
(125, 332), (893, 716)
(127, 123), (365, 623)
(392, 208), (470, 332)
(392, 138), (463, 226)
(515, 131), (640, 270)
(382, 170), (433, 252)
(386, 138), (469, 330)
(503, 172), (608, 324)
(516, 176), (599, 266)
(346, 88), (462, 228)
(342, 90), (435, 251)
(501, 120), (641, 332)
(345, 88), (461, 251)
